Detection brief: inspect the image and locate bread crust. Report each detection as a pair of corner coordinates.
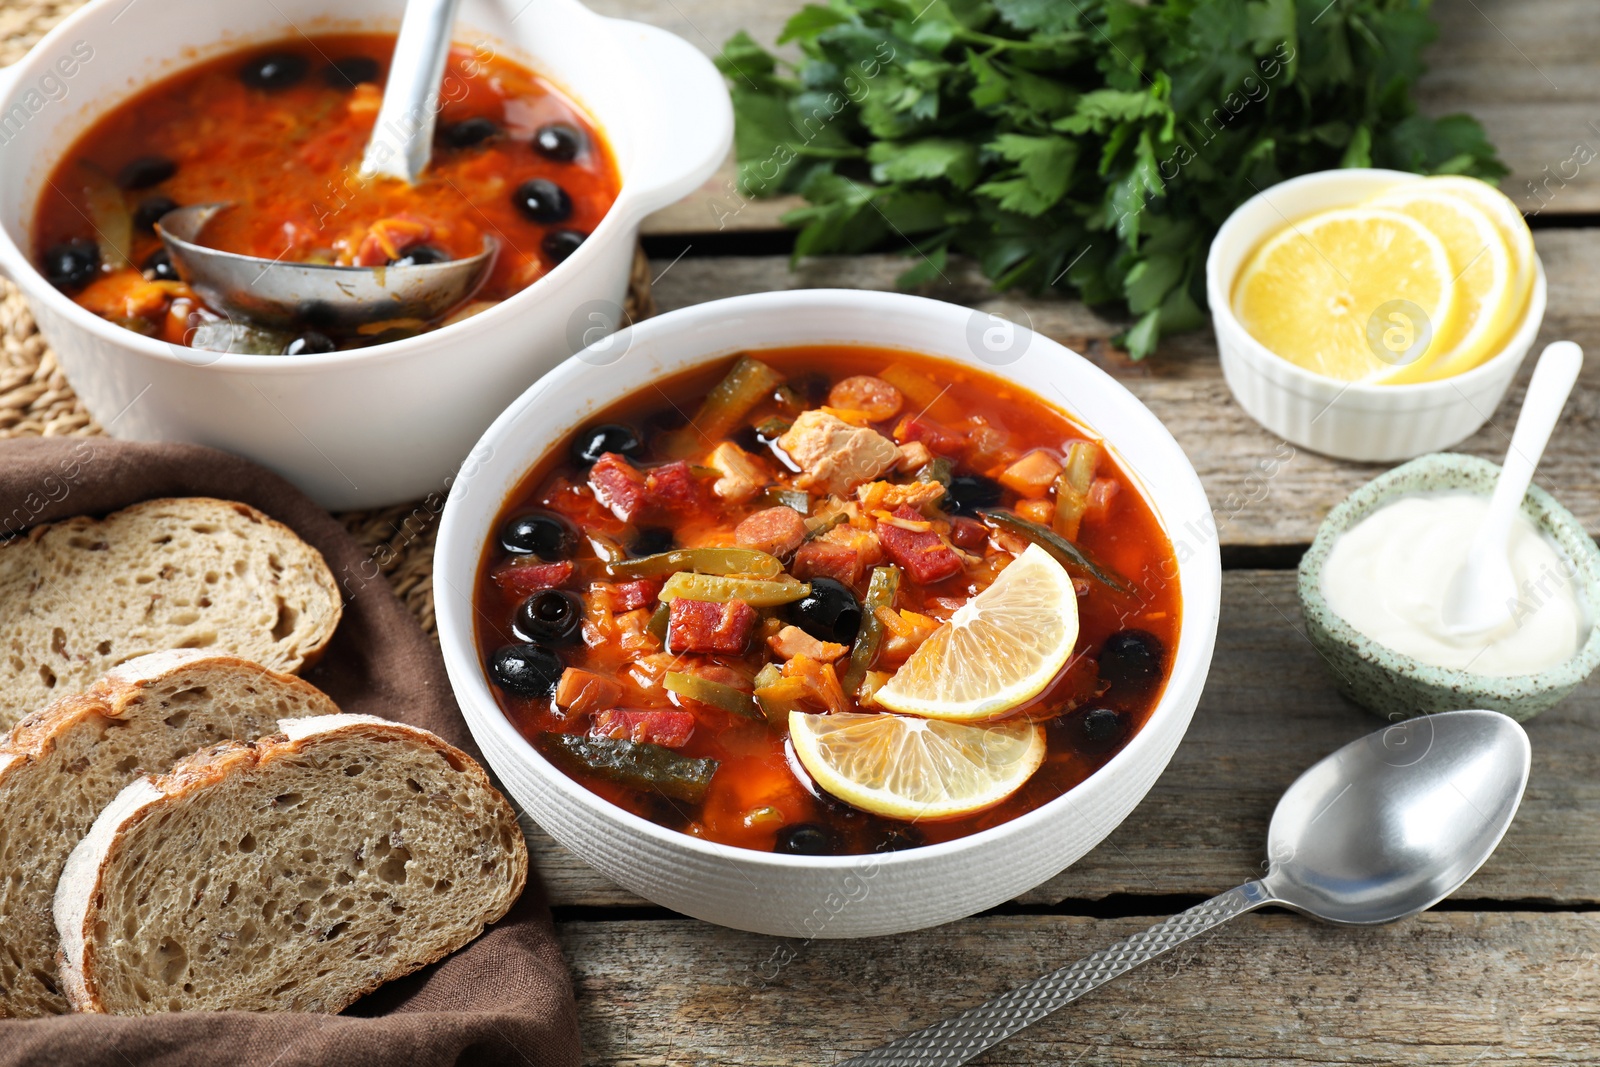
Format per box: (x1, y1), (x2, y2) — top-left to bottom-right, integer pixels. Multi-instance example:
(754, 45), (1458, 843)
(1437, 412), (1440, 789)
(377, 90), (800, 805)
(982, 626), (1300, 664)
(55, 715), (529, 1014)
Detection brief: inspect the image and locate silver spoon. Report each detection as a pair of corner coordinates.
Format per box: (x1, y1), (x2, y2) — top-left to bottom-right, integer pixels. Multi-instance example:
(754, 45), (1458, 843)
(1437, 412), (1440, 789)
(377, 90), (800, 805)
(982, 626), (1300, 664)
(1440, 341), (1584, 637)
(842, 708), (1531, 1067)
(155, 0), (494, 331)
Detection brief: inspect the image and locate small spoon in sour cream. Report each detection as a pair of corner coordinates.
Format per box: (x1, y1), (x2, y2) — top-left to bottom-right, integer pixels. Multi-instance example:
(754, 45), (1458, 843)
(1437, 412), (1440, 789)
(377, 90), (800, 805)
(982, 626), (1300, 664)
(1441, 341), (1584, 637)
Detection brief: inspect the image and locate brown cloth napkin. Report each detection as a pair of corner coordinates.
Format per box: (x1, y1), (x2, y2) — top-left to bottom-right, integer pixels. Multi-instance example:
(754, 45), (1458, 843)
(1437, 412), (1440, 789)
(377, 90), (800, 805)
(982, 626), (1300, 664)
(0, 437), (581, 1067)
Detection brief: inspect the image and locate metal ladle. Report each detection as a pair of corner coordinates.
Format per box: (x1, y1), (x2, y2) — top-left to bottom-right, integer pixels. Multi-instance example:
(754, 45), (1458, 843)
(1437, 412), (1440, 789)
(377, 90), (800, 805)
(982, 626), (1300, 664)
(843, 708), (1531, 1066)
(156, 0), (495, 332)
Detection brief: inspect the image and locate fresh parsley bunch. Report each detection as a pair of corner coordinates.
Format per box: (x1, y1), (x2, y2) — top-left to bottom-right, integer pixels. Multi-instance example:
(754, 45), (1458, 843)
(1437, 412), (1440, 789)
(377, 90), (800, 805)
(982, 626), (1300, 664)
(718, 0), (1505, 357)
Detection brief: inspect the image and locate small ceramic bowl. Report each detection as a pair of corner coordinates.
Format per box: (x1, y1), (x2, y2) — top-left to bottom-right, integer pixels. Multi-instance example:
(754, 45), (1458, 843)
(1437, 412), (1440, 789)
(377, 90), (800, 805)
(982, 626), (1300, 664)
(1298, 453), (1600, 721)
(1207, 169), (1547, 463)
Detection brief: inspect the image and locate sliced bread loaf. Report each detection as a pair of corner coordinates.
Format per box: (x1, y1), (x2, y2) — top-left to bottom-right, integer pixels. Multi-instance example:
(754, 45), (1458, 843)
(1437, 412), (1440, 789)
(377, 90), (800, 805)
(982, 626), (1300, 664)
(0, 496), (342, 731)
(0, 651), (338, 1016)
(55, 714), (529, 1015)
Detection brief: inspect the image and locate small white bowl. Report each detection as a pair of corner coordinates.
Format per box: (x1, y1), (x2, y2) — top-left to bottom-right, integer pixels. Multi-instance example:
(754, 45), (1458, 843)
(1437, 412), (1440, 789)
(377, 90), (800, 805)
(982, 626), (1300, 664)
(435, 289), (1223, 938)
(1206, 168), (1546, 462)
(0, 0), (730, 509)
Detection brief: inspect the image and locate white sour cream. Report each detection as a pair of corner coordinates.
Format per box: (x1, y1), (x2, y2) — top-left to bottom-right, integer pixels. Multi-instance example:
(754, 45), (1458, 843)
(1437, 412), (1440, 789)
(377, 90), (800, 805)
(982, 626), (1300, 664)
(1320, 491), (1589, 675)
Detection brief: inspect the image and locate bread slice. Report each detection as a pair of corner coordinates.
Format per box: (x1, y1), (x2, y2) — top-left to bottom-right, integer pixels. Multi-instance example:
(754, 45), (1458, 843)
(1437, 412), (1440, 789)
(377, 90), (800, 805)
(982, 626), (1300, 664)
(0, 497), (342, 731)
(0, 651), (338, 1017)
(55, 714), (529, 1014)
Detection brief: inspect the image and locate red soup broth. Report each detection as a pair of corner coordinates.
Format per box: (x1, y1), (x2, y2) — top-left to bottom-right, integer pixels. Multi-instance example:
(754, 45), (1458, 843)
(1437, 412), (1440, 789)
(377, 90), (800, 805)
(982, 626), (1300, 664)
(474, 346), (1182, 855)
(33, 33), (619, 348)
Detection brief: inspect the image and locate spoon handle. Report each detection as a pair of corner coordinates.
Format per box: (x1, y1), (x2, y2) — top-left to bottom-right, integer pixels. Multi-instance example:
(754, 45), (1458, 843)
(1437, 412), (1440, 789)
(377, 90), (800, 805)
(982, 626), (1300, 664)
(1472, 341), (1584, 558)
(360, 0), (463, 184)
(839, 881), (1274, 1067)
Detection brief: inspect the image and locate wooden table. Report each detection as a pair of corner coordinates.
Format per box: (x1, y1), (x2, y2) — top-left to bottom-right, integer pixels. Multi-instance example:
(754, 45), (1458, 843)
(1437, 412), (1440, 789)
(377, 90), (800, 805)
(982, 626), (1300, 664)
(554, 1), (1600, 1061)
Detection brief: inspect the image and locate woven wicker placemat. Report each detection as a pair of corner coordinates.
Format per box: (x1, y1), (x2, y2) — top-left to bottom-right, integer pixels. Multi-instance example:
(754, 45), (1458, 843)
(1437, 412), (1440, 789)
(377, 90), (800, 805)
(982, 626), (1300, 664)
(1, 250), (657, 636)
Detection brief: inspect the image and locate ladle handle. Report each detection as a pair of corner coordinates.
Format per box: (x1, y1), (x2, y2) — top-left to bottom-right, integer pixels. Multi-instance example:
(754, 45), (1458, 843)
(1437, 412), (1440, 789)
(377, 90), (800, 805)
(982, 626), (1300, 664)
(1472, 341), (1584, 560)
(359, 0), (462, 184)
(840, 881), (1274, 1067)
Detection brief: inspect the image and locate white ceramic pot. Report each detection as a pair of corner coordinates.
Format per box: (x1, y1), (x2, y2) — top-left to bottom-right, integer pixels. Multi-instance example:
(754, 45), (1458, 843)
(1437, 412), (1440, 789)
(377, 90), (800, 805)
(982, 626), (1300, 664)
(0, 0), (730, 509)
(435, 289), (1223, 938)
(1207, 168), (1546, 462)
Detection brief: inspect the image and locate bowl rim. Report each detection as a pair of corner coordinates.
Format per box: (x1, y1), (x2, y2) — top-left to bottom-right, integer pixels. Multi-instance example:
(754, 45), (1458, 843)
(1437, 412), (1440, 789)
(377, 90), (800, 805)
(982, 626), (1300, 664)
(1205, 167), (1548, 400)
(0, 0), (682, 374)
(1297, 452), (1600, 694)
(434, 287), (1223, 872)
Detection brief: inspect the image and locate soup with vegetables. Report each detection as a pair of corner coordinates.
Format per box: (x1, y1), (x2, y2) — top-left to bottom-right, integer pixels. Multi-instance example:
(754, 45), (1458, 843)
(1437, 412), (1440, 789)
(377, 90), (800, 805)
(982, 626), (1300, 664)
(33, 33), (619, 353)
(474, 347), (1181, 855)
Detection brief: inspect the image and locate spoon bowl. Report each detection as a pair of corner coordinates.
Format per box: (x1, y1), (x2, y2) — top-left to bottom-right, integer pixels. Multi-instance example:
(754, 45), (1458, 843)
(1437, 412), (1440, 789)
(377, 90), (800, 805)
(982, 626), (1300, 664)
(1262, 709), (1531, 925)
(157, 203), (496, 331)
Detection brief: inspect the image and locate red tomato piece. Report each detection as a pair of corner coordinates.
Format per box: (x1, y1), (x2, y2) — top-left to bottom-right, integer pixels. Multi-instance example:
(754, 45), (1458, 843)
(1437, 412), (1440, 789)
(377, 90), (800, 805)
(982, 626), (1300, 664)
(590, 708), (696, 749)
(613, 578), (664, 612)
(491, 559), (575, 597)
(876, 505), (964, 584)
(666, 598), (757, 654)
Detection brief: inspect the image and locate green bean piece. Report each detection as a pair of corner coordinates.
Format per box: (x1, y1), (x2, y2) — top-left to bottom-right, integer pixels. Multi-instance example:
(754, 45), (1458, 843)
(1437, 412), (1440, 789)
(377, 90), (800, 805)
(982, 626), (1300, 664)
(647, 603), (670, 642)
(762, 486), (810, 514)
(1064, 441), (1100, 495)
(540, 734), (718, 803)
(664, 356), (786, 456)
(752, 662), (784, 690)
(916, 457), (955, 485)
(665, 672), (764, 721)
(978, 508), (1135, 595)
(753, 678), (810, 729)
(605, 547), (783, 580)
(803, 512), (849, 541)
(841, 565), (901, 694)
(755, 415), (793, 439)
(657, 572), (811, 606)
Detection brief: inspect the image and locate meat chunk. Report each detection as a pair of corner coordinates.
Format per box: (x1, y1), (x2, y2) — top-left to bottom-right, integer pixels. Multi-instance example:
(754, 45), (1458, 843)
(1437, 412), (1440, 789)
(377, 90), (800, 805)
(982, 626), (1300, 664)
(590, 708), (696, 749)
(998, 449), (1063, 497)
(856, 479), (946, 514)
(555, 668), (624, 717)
(666, 598), (758, 654)
(491, 559), (574, 598)
(791, 525), (882, 588)
(587, 453), (702, 522)
(827, 375), (904, 421)
(875, 505), (964, 584)
(612, 578), (664, 612)
(893, 415), (965, 457)
(895, 441), (934, 474)
(778, 410), (899, 496)
(950, 516), (989, 550)
(734, 506), (808, 559)
(706, 441), (769, 503)
(768, 624), (849, 663)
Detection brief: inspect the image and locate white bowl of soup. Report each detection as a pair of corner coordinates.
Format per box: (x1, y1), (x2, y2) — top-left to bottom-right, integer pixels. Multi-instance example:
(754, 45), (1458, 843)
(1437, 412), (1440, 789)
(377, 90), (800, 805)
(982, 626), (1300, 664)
(0, 0), (729, 508)
(435, 289), (1223, 937)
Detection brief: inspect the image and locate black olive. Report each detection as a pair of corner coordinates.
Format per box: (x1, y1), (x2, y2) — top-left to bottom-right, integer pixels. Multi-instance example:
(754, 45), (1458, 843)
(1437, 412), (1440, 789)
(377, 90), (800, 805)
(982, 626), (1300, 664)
(628, 527), (676, 557)
(571, 423), (643, 465)
(514, 589), (585, 645)
(786, 577), (862, 645)
(283, 331), (337, 356)
(488, 643), (564, 698)
(1080, 707), (1126, 744)
(944, 474), (1003, 515)
(789, 371), (830, 406)
(116, 156), (176, 191)
(501, 511), (577, 560)
(775, 823), (837, 856)
(512, 178), (573, 224)
(132, 195), (179, 233)
(141, 248), (178, 282)
(533, 123), (584, 161)
(241, 51), (309, 91)
(875, 824), (925, 852)
(324, 55), (380, 87)
(389, 245), (448, 267)
(1098, 629), (1165, 693)
(41, 239), (99, 291)
(438, 117), (499, 149)
(541, 229), (587, 264)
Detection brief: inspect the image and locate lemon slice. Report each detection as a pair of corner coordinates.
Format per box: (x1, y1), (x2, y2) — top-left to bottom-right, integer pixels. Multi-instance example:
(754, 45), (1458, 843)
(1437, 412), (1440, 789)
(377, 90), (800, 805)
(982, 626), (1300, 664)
(1367, 187), (1515, 384)
(788, 711), (1046, 821)
(1232, 207), (1458, 382)
(873, 543), (1078, 721)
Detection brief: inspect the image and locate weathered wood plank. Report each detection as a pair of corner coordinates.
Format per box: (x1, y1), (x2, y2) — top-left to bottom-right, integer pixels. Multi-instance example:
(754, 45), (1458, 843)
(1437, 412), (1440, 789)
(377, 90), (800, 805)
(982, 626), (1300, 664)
(561, 911), (1600, 1065)
(586, 0), (1600, 233)
(644, 230), (1600, 545)
(526, 570), (1600, 908)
